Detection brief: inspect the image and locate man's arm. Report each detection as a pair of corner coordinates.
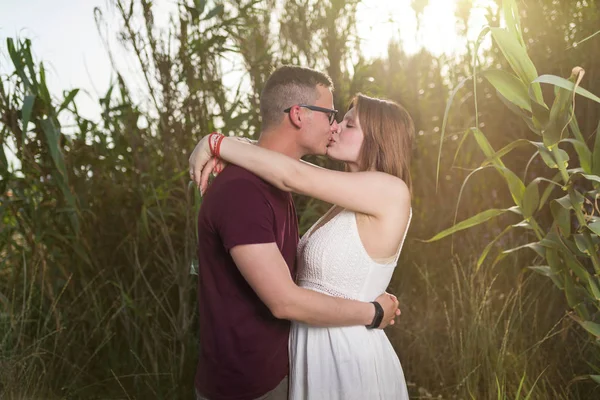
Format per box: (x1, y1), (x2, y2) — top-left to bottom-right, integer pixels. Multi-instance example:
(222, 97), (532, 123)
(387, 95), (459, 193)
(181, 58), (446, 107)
(230, 242), (399, 328)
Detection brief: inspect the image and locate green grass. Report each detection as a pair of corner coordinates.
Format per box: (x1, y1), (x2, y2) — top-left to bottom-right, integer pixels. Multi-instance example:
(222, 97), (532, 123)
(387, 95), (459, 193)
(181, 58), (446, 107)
(2, 1), (599, 398)
(388, 248), (590, 399)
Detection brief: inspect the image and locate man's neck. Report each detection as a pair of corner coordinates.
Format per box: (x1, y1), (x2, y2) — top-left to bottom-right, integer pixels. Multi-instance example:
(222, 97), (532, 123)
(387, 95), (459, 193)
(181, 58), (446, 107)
(257, 129), (305, 160)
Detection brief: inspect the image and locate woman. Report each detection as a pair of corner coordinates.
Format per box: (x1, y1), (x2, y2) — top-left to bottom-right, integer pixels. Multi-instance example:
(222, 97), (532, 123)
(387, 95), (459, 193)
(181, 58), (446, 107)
(191, 94), (414, 399)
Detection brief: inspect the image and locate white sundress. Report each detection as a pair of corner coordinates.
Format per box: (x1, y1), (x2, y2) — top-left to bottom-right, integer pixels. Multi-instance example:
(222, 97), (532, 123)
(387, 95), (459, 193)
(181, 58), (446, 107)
(289, 208), (412, 400)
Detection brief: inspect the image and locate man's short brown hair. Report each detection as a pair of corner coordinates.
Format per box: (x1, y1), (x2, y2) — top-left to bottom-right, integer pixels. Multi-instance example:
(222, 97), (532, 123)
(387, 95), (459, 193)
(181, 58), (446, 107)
(260, 65), (333, 130)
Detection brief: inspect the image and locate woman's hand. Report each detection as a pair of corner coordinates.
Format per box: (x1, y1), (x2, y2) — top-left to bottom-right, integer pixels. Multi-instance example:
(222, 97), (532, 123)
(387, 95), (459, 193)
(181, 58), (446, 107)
(189, 135), (213, 191)
(197, 157), (228, 194)
(189, 135), (256, 194)
(374, 292), (401, 329)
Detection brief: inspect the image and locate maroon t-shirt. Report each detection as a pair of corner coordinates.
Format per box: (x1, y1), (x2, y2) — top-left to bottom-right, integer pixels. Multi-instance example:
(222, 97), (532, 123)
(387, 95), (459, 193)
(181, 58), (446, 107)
(195, 165), (299, 400)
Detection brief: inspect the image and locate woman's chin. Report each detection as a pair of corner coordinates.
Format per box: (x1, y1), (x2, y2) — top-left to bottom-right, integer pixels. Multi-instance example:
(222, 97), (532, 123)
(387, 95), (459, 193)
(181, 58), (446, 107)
(325, 147), (337, 160)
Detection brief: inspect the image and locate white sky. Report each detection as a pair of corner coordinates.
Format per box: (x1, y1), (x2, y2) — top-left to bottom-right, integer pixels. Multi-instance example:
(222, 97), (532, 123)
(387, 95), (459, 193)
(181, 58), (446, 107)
(0, 0), (496, 121)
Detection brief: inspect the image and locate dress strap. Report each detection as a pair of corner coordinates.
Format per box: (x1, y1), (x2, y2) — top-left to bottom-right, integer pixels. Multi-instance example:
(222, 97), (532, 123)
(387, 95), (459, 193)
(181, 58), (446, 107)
(392, 207), (412, 264)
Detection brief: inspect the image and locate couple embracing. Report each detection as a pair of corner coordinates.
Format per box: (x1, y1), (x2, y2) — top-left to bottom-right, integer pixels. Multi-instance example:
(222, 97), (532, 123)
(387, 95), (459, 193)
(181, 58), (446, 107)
(189, 65), (414, 400)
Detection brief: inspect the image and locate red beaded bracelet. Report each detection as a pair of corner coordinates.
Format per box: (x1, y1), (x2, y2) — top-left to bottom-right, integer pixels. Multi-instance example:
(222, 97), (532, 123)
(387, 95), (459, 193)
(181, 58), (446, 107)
(213, 134), (225, 158)
(207, 133), (222, 155)
(208, 132), (216, 154)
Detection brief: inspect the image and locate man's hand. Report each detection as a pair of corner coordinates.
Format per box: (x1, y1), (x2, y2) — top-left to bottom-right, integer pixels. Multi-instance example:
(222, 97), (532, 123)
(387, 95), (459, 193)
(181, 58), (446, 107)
(374, 292), (401, 329)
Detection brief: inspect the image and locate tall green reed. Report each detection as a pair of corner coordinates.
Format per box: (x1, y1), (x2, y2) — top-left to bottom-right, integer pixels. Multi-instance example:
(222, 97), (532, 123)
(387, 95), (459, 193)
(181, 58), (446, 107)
(428, 0), (600, 387)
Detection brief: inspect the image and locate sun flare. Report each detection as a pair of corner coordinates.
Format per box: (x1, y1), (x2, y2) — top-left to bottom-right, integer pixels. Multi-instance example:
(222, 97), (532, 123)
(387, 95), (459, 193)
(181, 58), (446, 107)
(356, 0), (497, 58)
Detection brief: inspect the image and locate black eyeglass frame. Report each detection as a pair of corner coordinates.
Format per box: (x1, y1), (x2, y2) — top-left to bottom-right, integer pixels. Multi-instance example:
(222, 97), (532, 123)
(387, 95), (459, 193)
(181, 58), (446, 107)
(284, 104), (338, 125)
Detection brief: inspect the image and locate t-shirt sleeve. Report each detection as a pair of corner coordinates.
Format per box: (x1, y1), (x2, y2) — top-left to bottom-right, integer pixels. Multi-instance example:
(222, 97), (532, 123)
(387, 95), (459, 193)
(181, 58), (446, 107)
(214, 179), (276, 251)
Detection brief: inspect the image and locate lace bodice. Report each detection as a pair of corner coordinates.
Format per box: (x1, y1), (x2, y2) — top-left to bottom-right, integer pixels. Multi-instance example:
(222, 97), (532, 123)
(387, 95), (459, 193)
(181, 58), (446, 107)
(296, 209), (412, 301)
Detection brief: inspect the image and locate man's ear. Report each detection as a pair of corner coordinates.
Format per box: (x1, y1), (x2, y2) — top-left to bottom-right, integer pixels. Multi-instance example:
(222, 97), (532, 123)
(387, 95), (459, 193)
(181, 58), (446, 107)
(287, 105), (303, 129)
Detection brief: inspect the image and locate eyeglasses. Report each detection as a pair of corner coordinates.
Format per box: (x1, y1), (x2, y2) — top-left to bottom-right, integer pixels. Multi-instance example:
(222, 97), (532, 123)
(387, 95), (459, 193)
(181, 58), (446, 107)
(284, 104), (338, 125)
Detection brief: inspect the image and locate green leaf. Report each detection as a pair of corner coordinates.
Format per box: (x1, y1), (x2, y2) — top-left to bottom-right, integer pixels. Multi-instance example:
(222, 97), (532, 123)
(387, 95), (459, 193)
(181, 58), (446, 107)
(590, 375), (600, 385)
(490, 27), (544, 104)
(522, 180), (539, 218)
(569, 116), (587, 145)
(538, 173), (563, 211)
(531, 176), (558, 208)
(477, 225), (513, 272)
(563, 270), (580, 309)
(555, 193), (574, 209)
(7, 38), (33, 91)
(563, 250), (591, 282)
(40, 118), (67, 178)
(203, 4), (224, 20)
(552, 206), (570, 237)
(568, 190), (586, 210)
(22, 95), (35, 124)
(40, 118), (79, 234)
(593, 119), (600, 176)
(472, 128), (500, 163)
(186, 5), (200, 22)
(554, 148), (570, 170)
(196, 0), (206, 15)
(499, 167), (526, 207)
(515, 371), (526, 400)
(496, 91), (539, 133)
(581, 173), (600, 184)
(540, 229), (563, 247)
(21, 94), (35, 143)
(512, 220), (532, 229)
(470, 130), (527, 208)
(0, 139), (9, 177)
(530, 97), (550, 131)
(424, 208), (508, 242)
(543, 76), (575, 147)
(502, 0), (525, 48)
(507, 205), (523, 215)
(58, 89), (79, 113)
(530, 141), (561, 169)
(574, 234), (590, 255)
(580, 321), (600, 338)
(562, 138), (592, 173)
(546, 247), (563, 270)
(534, 75), (600, 105)
(527, 265), (555, 277)
(38, 62), (52, 107)
(587, 275), (600, 301)
(481, 69), (531, 111)
(570, 172), (600, 185)
(503, 242), (546, 258)
(545, 249), (565, 289)
(22, 39), (39, 90)
(588, 220), (600, 236)
(481, 139), (533, 167)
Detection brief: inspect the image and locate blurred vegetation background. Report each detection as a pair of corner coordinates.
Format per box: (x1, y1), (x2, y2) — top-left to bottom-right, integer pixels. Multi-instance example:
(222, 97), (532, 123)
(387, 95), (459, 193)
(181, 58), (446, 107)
(1, 0), (600, 398)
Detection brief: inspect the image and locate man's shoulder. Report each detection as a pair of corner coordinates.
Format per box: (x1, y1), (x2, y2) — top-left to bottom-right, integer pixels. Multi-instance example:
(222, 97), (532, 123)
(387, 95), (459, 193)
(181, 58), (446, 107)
(220, 164), (253, 179)
(202, 166), (272, 210)
(213, 165), (268, 193)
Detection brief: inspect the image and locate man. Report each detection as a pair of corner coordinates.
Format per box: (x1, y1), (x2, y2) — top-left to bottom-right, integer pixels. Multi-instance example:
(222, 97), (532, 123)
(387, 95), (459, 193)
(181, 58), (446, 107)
(192, 66), (399, 400)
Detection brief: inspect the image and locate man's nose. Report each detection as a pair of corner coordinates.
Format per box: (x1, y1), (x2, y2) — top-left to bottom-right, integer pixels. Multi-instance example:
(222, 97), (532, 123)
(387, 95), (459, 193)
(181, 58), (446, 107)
(330, 120), (340, 132)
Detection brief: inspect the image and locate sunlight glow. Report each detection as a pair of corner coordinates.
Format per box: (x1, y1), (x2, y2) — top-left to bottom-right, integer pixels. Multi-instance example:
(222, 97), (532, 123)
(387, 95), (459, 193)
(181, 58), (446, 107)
(356, 0), (498, 59)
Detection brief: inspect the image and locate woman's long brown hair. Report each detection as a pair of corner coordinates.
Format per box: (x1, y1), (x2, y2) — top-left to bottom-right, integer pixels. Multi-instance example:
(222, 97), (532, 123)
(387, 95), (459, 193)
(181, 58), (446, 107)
(351, 94), (415, 192)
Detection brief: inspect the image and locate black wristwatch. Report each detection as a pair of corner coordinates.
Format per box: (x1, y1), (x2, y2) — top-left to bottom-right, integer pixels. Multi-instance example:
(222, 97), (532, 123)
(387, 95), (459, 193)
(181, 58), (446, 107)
(366, 301), (384, 329)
